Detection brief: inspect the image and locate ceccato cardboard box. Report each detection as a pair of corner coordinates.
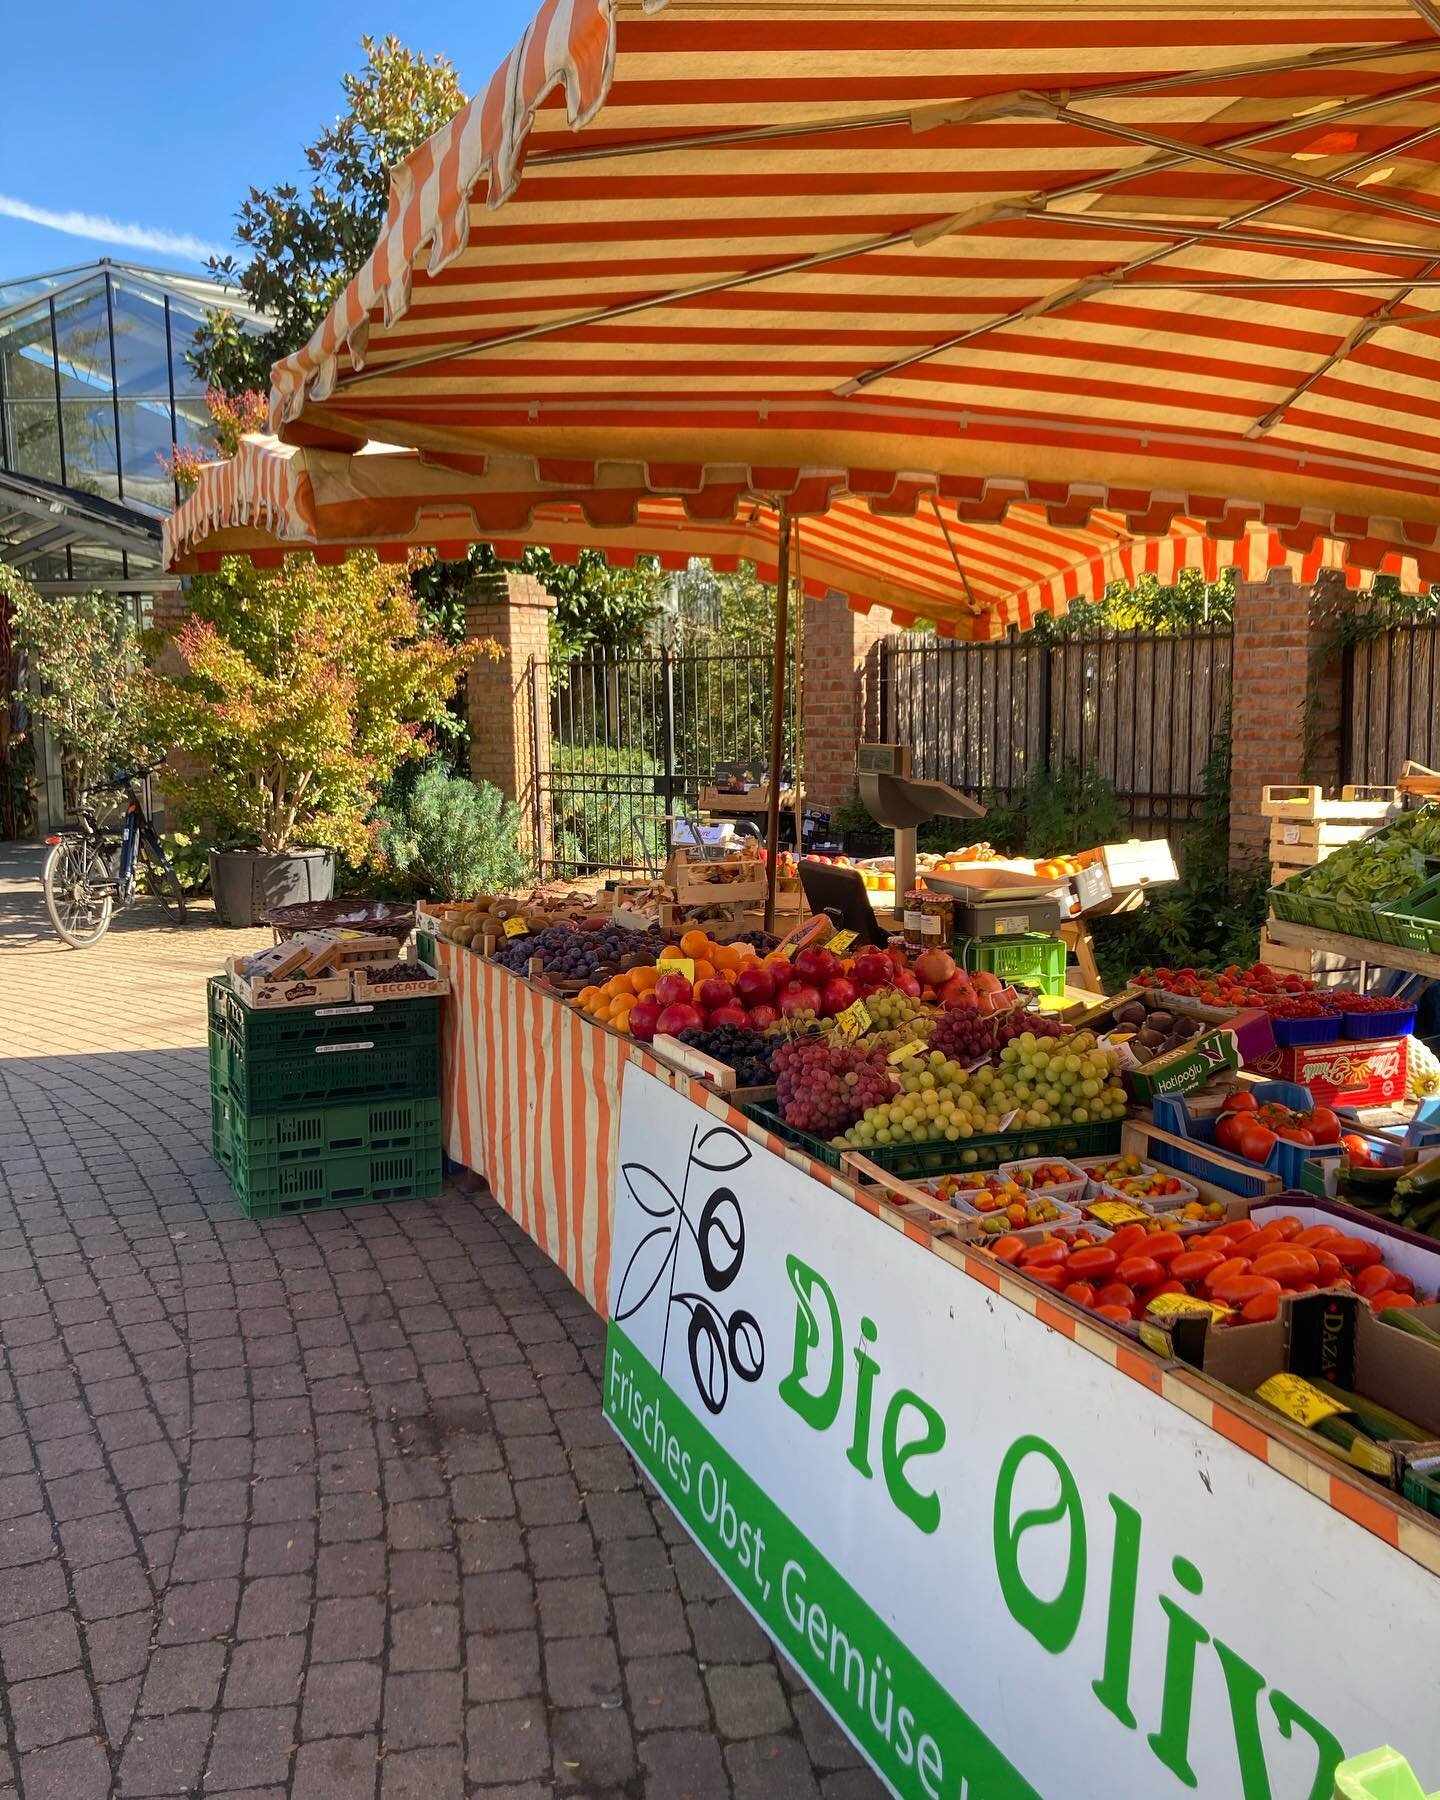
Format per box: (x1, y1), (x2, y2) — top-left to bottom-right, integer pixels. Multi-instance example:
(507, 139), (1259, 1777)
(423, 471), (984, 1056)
(1246, 1036), (1409, 1107)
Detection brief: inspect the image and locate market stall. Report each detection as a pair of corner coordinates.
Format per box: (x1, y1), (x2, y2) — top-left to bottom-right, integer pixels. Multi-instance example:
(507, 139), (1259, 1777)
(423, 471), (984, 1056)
(170, 4), (1440, 1791)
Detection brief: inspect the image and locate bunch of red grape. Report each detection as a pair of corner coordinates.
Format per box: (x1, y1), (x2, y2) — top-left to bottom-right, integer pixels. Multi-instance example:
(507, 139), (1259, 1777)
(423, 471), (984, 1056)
(927, 1002), (997, 1064)
(772, 1039), (897, 1136)
(995, 1008), (1065, 1048)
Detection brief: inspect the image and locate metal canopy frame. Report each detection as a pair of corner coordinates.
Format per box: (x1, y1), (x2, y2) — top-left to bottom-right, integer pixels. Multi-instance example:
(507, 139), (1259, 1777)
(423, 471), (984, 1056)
(0, 466), (161, 572)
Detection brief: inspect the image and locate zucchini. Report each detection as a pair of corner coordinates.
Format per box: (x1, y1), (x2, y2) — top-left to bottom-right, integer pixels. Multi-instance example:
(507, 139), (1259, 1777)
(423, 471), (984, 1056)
(1307, 1377), (1428, 1444)
(1246, 1393), (1394, 1479)
(1401, 1195), (1440, 1235)
(1394, 1152), (1440, 1202)
(1380, 1306), (1440, 1349)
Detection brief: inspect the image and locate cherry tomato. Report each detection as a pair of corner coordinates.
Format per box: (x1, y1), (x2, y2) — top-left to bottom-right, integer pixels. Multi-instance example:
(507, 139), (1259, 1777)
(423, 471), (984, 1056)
(1241, 1291), (1280, 1322)
(1065, 1246), (1119, 1281)
(1062, 1281), (1098, 1309)
(1114, 1254), (1165, 1290)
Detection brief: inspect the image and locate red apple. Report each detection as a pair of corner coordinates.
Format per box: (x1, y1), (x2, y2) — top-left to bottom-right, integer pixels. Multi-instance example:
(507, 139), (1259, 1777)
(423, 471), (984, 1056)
(914, 949), (958, 989)
(707, 1004), (750, 1029)
(628, 998), (662, 1042)
(779, 983), (823, 1018)
(819, 977), (859, 1017)
(735, 966), (776, 1006)
(654, 971), (694, 1008)
(696, 977), (734, 1012)
(746, 1003), (780, 1030)
(654, 1002), (704, 1037)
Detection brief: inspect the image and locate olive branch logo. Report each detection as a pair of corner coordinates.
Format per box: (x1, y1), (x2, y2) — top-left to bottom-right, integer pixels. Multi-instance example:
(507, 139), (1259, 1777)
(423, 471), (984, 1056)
(614, 1123), (765, 1416)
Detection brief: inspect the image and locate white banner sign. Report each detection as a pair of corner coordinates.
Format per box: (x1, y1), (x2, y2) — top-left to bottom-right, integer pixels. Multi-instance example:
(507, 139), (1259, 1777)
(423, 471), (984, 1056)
(604, 1070), (1440, 1800)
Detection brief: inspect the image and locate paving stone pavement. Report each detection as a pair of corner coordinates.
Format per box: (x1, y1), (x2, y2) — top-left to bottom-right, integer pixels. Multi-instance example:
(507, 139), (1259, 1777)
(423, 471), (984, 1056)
(0, 848), (886, 1799)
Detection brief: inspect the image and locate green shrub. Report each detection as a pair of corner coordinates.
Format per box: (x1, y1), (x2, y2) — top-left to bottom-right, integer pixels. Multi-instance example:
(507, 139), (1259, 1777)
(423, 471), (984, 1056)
(372, 760), (533, 900)
(161, 830), (211, 895)
(549, 743), (665, 875)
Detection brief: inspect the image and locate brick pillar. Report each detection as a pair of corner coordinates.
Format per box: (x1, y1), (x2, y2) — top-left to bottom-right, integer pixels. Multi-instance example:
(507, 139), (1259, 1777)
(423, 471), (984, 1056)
(1228, 572), (1343, 863)
(464, 569), (555, 869)
(802, 594), (891, 816)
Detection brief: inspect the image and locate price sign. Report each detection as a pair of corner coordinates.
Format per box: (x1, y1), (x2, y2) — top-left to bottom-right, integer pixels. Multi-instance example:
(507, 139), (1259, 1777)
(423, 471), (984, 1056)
(1146, 1293), (1230, 1323)
(887, 1040), (928, 1065)
(503, 916), (530, 938)
(997, 1107), (1022, 1132)
(835, 999), (872, 1042)
(1086, 1199), (1149, 1226)
(827, 929), (858, 956)
(1255, 1373), (1350, 1429)
(657, 956), (696, 983)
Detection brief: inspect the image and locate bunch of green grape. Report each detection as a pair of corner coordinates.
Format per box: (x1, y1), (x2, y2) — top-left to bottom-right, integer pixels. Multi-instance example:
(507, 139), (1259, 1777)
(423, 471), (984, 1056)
(862, 988), (928, 1032)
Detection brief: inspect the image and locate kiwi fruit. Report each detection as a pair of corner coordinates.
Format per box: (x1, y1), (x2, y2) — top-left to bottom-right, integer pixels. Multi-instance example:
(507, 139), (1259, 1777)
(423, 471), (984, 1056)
(453, 924), (475, 946)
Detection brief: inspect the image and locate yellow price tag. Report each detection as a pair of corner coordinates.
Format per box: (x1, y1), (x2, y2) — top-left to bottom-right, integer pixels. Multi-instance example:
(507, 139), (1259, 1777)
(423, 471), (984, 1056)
(887, 1039), (928, 1065)
(1146, 1293), (1229, 1323)
(827, 929), (858, 956)
(1086, 1199), (1149, 1226)
(502, 916), (530, 939)
(657, 956), (696, 984)
(1255, 1374), (1349, 1430)
(835, 999), (872, 1042)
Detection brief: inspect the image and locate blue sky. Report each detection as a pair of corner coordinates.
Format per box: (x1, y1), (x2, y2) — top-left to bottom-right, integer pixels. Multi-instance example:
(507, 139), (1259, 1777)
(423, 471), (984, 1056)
(0, 0), (540, 281)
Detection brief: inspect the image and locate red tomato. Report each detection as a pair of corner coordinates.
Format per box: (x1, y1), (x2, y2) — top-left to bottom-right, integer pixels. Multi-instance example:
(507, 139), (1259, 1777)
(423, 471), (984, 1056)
(1221, 1090), (1260, 1114)
(1332, 1237), (1383, 1270)
(1215, 1114), (1248, 1155)
(1169, 1247), (1228, 1283)
(1144, 1232), (1185, 1263)
(1375, 1292), (1418, 1310)
(1062, 1281), (1098, 1309)
(1251, 1248), (1320, 1287)
(1341, 1133), (1377, 1168)
(1295, 1225), (1343, 1249)
(1028, 1263), (1068, 1289)
(989, 1235), (1026, 1265)
(1238, 1122), (1279, 1164)
(1096, 1282), (1136, 1311)
(1241, 1291), (1280, 1322)
(1390, 1273), (1416, 1296)
(1202, 1256), (1254, 1292)
(1312, 1250), (1343, 1284)
(1019, 1242), (1068, 1269)
(1306, 1107), (1342, 1146)
(1275, 1126), (1315, 1147)
(1211, 1273), (1283, 1306)
(1115, 1254), (1164, 1290)
(1354, 1264), (1396, 1299)
(1107, 1224), (1150, 1257)
(1065, 1246), (1119, 1281)
(1094, 1304), (1133, 1323)
(1144, 1279), (1186, 1300)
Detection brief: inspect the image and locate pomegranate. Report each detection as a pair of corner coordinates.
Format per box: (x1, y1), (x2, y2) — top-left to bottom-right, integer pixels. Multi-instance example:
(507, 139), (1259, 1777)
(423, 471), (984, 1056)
(654, 1002), (704, 1037)
(706, 1004), (750, 1029)
(893, 971), (923, 998)
(779, 983), (823, 1018)
(734, 966), (777, 1006)
(914, 948), (957, 989)
(696, 977), (734, 1012)
(765, 955), (795, 988)
(627, 998), (662, 1042)
(851, 950), (893, 991)
(746, 1003), (780, 1030)
(819, 976), (859, 1017)
(653, 971), (694, 1007)
(938, 972), (975, 1007)
(794, 945), (840, 985)
(972, 970), (1003, 996)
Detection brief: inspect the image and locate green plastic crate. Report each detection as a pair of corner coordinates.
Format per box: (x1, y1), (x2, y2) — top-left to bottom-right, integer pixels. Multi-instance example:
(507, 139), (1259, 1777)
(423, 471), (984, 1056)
(208, 1025), (439, 1116)
(207, 977), (439, 1059)
(743, 1102), (1121, 1179)
(1379, 873), (1440, 956)
(216, 1137), (444, 1219)
(1334, 1748), (1439, 1800)
(212, 1092), (441, 1172)
(955, 932), (1066, 997)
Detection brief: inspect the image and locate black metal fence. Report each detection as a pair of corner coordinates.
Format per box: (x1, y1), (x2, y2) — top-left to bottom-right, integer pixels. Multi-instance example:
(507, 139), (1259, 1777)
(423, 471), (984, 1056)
(879, 625), (1233, 835)
(1342, 622), (1440, 786)
(532, 647), (795, 877)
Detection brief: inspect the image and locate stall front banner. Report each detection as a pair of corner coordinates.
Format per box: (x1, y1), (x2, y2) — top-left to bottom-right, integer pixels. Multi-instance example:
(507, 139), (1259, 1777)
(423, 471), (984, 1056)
(604, 1069), (1440, 1800)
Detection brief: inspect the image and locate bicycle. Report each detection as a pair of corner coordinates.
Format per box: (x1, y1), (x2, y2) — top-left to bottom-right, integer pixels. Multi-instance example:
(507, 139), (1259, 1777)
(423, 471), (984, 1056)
(41, 764), (187, 949)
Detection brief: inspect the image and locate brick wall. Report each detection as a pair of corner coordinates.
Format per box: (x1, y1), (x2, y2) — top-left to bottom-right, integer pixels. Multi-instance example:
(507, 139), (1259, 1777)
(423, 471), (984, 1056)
(465, 569), (555, 867)
(802, 595), (889, 816)
(1228, 574), (1343, 861)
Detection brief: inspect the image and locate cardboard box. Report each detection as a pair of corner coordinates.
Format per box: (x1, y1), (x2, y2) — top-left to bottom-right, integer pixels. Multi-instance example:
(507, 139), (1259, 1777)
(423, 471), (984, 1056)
(350, 960), (449, 1001)
(1122, 1028), (1243, 1103)
(1091, 837), (1179, 891)
(226, 957), (351, 1010)
(1246, 1036), (1409, 1107)
(1072, 862), (1113, 912)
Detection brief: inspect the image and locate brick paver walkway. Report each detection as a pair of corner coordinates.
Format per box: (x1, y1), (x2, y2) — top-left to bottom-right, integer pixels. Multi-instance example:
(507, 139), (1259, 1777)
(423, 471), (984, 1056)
(0, 846), (880, 1799)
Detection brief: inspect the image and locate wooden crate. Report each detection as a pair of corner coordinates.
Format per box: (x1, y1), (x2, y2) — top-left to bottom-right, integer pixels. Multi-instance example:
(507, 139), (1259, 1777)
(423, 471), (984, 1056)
(1093, 837), (1178, 891)
(1258, 925), (1360, 986)
(1267, 819), (1374, 858)
(1260, 783), (1397, 823)
(667, 848), (768, 906)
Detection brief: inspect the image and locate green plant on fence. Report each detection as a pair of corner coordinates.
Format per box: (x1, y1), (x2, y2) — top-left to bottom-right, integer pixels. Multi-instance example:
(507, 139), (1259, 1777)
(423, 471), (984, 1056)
(548, 743), (666, 874)
(161, 831), (212, 895)
(370, 759), (533, 899)
(910, 762), (1119, 859)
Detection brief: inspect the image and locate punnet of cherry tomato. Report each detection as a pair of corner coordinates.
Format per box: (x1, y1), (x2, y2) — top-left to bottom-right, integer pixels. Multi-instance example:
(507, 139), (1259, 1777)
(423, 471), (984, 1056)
(1214, 1088), (1342, 1162)
(1137, 962), (1316, 1007)
(983, 1213), (1427, 1327)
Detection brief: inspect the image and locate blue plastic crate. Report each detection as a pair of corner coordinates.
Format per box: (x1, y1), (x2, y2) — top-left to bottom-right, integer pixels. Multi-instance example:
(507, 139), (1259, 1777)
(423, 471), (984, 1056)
(1151, 1080), (1343, 1194)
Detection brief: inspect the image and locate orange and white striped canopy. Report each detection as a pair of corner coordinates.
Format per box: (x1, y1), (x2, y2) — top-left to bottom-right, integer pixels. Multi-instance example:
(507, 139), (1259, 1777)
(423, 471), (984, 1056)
(264, 0), (1440, 584)
(163, 432), (1415, 639)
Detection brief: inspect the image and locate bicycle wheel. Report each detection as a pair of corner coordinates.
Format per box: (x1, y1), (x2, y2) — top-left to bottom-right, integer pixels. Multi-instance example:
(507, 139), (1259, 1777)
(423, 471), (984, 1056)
(42, 839), (114, 949)
(139, 841), (187, 923)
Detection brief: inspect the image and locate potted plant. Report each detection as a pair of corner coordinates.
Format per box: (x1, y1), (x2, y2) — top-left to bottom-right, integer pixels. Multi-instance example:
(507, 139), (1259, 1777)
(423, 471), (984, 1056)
(146, 554), (472, 927)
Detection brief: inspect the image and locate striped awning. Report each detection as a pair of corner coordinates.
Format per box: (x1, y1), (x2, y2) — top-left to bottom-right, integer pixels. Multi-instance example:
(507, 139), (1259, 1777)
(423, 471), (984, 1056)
(263, 0), (1440, 581)
(163, 433), (1414, 639)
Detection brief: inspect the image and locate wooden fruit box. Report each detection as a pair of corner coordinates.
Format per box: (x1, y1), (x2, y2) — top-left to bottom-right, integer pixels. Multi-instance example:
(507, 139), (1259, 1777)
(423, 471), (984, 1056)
(659, 902), (755, 942)
(1268, 819), (1374, 858)
(350, 959), (450, 1002)
(1091, 837), (1178, 891)
(649, 1034), (776, 1108)
(667, 849), (768, 905)
(698, 783), (802, 814)
(1260, 783), (1397, 823)
(1258, 925), (1360, 984)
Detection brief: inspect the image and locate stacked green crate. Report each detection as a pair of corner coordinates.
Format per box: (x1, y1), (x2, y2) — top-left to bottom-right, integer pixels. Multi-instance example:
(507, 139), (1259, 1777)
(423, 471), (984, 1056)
(207, 977), (442, 1219)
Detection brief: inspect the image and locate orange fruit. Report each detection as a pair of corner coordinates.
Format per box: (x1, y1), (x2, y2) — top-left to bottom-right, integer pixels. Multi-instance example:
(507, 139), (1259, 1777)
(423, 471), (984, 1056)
(680, 929), (710, 959)
(691, 959), (715, 984)
(712, 943), (741, 972)
(612, 991), (635, 1011)
(630, 966), (659, 993)
(611, 1012), (631, 1035)
(578, 985), (599, 1005)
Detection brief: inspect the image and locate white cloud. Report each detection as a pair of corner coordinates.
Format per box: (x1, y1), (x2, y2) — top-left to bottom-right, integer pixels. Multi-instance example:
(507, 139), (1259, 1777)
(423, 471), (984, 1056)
(0, 194), (223, 263)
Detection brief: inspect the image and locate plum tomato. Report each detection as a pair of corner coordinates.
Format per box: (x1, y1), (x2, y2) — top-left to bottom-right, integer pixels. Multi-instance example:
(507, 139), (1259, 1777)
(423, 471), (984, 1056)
(1094, 1303), (1134, 1323)
(1241, 1291), (1280, 1322)
(1169, 1247), (1228, 1284)
(1210, 1273), (1283, 1306)
(1062, 1281), (1098, 1309)
(1096, 1282), (1136, 1311)
(1143, 1231), (1185, 1263)
(1115, 1254), (1164, 1289)
(1065, 1245), (1120, 1281)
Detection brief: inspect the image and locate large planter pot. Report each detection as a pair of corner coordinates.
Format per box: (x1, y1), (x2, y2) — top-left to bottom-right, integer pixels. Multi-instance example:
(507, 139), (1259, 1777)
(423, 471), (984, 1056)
(209, 848), (335, 929)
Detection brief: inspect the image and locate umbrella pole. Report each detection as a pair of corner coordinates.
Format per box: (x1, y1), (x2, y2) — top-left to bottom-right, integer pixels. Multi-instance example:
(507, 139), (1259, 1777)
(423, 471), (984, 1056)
(763, 510), (792, 933)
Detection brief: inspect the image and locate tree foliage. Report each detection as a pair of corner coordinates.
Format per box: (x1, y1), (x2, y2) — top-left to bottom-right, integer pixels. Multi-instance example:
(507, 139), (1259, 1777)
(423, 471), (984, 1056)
(145, 555), (477, 857)
(6, 574), (150, 797)
(191, 37), (466, 391)
(371, 758), (533, 899)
